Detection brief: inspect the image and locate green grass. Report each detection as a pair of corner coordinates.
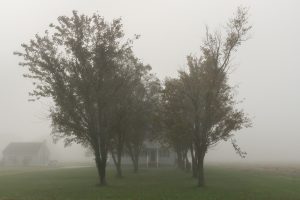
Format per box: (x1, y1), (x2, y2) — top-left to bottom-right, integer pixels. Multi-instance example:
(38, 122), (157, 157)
(0, 165), (300, 200)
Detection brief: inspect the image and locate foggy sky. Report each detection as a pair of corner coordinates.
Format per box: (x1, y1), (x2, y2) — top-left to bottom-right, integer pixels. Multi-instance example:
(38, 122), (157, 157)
(0, 0), (299, 163)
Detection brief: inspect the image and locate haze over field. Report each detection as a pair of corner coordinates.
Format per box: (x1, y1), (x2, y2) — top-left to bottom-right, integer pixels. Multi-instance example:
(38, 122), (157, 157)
(0, 0), (299, 163)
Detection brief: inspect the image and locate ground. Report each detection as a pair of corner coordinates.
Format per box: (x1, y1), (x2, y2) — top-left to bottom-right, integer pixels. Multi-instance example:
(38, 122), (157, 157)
(0, 164), (300, 200)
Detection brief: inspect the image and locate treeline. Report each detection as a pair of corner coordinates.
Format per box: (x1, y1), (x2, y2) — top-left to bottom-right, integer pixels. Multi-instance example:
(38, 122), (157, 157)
(15, 7), (251, 187)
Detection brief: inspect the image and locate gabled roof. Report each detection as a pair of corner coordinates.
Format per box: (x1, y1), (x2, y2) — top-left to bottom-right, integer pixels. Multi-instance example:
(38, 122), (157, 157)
(3, 142), (46, 155)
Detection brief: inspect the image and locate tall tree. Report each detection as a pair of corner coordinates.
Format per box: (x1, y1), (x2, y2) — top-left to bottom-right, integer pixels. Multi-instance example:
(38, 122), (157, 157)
(163, 7), (252, 187)
(185, 7), (252, 187)
(14, 11), (140, 186)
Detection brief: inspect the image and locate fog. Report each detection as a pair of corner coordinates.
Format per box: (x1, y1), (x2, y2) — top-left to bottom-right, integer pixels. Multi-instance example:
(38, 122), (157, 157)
(0, 0), (299, 164)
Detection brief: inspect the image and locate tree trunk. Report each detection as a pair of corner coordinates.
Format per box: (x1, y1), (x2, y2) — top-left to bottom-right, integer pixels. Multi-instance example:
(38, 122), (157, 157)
(176, 149), (184, 170)
(116, 163), (122, 178)
(111, 151), (123, 178)
(192, 158), (198, 178)
(116, 148), (123, 178)
(190, 145), (198, 178)
(197, 153), (205, 187)
(184, 155), (191, 172)
(99, 161), (107, 185)
(127, 143), (140, 173)
(95, 153), (107, 186)
(116, 155), (122, 178)
(133, 158), (139, 173)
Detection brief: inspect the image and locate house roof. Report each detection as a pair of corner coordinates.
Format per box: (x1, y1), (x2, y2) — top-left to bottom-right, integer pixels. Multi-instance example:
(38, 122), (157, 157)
(3, 142), (46, 155)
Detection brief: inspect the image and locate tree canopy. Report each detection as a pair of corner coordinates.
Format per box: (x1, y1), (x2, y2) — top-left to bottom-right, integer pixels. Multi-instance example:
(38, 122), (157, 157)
(15, 7), (252, 187)
(161, 6), (252, 186)
(14, 10), (157, 185)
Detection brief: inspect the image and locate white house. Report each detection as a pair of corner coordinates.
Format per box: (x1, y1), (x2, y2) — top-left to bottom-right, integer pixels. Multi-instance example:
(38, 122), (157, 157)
(111, 140), (177, 167)
(2, 142), (50, 166)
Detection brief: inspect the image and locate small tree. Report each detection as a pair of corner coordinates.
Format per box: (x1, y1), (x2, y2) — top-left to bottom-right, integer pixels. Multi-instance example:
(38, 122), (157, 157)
(162, 78), (193, 170)
(108, 60), (152, 178)
(125, 74), (161, 173)
(14, 11), (139, 186)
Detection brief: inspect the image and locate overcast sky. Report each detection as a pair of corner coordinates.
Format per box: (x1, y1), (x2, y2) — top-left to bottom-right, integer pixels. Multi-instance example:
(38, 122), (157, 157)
(0, 0), (299, 163)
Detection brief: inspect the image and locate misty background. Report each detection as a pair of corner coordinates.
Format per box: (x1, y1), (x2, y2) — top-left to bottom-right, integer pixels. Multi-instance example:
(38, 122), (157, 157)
(0, 0), (299, 163)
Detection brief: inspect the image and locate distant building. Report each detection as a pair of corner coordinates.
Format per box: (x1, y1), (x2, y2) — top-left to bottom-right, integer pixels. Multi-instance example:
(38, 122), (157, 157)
(2, 142), (50, 166)
(110, 140), (177, 167)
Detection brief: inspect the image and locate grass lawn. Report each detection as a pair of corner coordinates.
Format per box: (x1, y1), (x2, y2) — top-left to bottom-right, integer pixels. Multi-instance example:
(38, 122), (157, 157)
(0, 165), (300, 200)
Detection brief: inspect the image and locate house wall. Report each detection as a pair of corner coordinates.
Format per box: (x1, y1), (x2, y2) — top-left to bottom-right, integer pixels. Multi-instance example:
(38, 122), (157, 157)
(2, 144), (50, 166)
(107, 147), (177, 167)
(3, 153), (48, 166)
(158, 151), (177, 166)
(2, 154), (39, 166)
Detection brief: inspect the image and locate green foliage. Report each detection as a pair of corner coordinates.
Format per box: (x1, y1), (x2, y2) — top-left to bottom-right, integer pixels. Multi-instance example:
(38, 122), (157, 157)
(14, 10), (158, 184)
(14, 7), (253, 187)
(15, 10), (143, 145)
(161, 6), (252, 186)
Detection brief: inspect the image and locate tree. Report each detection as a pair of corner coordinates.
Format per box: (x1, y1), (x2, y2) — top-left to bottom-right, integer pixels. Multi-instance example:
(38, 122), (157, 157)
(14, 11), (140, 186)
(125, 74), (161, 173)
(186, 7), (252, 187)
(108, 60), (152, 178)
(163, 7), (252, 187)
(162, 78), (193, 170)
